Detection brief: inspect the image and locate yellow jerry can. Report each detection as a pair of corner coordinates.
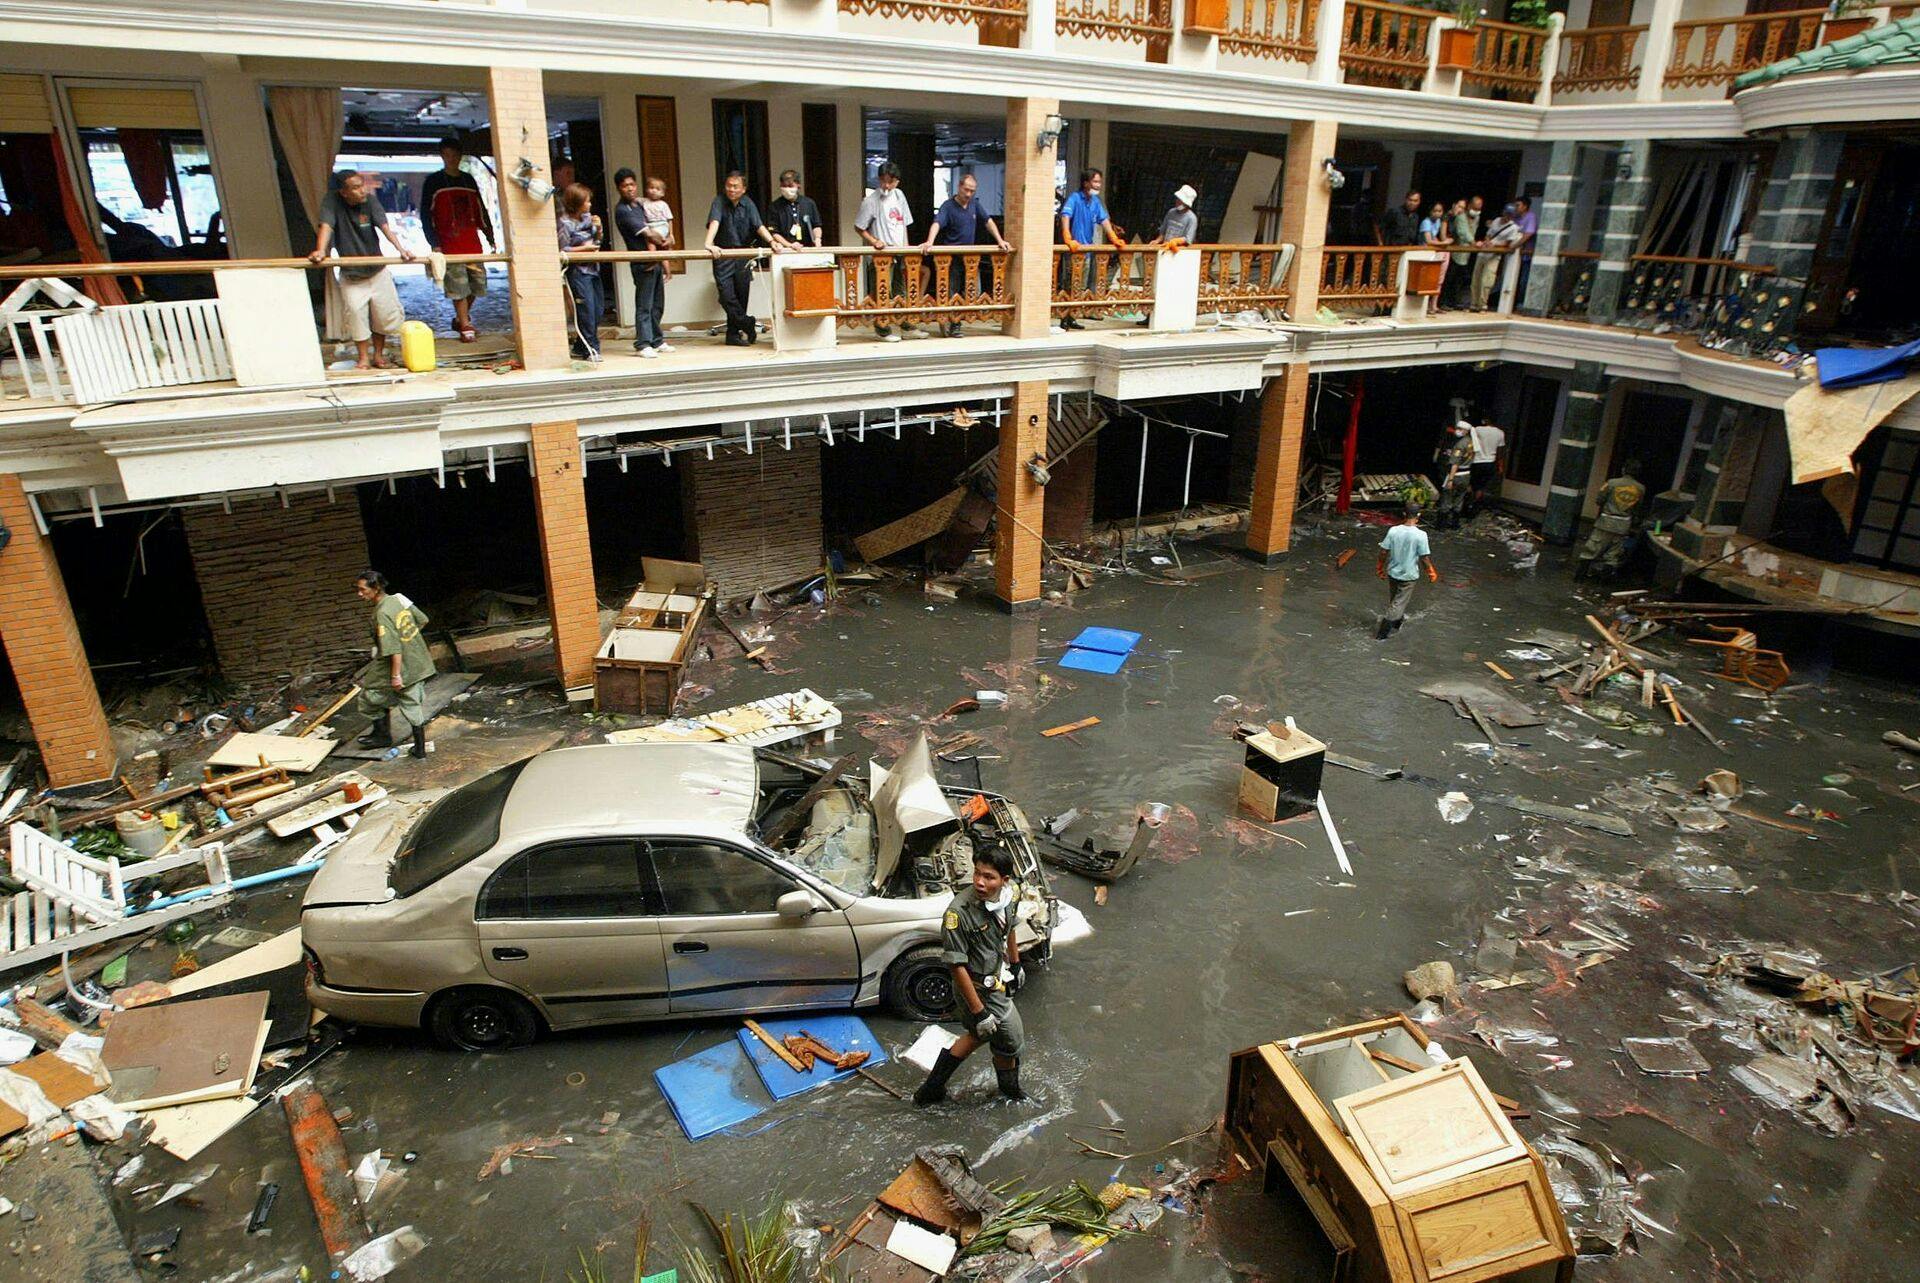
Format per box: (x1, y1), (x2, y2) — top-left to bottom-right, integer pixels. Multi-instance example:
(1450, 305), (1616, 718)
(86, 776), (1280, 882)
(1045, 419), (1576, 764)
(398, 320), (436, 372)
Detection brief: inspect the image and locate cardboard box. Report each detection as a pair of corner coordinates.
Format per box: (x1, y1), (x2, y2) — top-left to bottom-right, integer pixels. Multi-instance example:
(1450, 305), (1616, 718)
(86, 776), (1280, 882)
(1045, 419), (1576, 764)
(1238, 724), (1326, 822)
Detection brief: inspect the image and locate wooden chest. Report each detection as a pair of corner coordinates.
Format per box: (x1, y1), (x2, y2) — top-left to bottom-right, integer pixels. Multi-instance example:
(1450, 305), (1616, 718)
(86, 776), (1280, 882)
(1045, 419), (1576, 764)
(1225, 1016), (1575, 1283)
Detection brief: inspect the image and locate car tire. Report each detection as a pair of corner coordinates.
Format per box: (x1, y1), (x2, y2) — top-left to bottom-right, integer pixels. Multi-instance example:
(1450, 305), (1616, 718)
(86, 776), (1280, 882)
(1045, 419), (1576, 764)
(425, 987), (541, 1051)
(883, 946), (955, 1023)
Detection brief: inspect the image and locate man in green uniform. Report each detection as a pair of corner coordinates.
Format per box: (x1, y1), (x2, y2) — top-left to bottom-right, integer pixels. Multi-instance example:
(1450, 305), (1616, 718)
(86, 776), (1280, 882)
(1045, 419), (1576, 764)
(353, 571), (436, 758)
(1575, 461), (1646, 581)
(914, 844), (1028, 1106)
(1434, 423), (1475, 531)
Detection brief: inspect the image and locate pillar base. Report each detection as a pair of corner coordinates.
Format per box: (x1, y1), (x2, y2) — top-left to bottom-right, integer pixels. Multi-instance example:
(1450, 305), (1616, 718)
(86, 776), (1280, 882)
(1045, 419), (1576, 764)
(1235, 546), (1290, 569)
(993, 594), (1043, 617)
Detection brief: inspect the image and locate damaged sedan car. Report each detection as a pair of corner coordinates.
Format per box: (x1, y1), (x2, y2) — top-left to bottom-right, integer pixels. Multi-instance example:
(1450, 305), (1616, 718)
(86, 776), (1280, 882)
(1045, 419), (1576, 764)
(301, 735), (1058, 1049)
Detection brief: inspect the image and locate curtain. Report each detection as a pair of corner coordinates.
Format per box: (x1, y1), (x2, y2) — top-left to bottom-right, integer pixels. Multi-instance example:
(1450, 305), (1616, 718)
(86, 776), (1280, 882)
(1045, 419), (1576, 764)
(50, 134), (128, 306)
(116, 128), (171, 210)
(266, 86), (345, 339)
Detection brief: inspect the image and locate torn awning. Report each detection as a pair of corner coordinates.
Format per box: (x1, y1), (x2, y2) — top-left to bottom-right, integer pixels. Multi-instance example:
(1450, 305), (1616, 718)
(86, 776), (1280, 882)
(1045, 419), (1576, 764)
(1784, 364), (1920, 485)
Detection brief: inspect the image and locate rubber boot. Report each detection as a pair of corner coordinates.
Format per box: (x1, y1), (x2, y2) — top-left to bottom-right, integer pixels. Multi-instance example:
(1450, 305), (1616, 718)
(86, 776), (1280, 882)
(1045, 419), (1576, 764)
(993, 1055), (1027, 1102)
(914, 1049), (963, 1107)
(1375, 618), (1391, 641)
(358, 714), (394, 749)
(409, 722), (429, 759)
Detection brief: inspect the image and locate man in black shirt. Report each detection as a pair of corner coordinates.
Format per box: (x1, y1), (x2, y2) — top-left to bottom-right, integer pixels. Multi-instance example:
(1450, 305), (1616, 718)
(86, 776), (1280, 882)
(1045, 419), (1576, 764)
(702, 171), (779, 346)
(1380, 189), (1424, 247)
(767, 169), (825, 249)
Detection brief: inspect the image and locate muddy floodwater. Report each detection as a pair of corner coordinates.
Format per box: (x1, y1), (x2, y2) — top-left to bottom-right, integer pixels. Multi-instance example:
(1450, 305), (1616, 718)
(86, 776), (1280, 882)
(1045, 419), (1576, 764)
(18, 516), (1920, 1283)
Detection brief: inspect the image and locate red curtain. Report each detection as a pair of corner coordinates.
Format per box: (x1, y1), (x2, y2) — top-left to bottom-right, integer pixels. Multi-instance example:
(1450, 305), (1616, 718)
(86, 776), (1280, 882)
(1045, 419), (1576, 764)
(50, 139), (128, 307)
(115, 128), (172, 211)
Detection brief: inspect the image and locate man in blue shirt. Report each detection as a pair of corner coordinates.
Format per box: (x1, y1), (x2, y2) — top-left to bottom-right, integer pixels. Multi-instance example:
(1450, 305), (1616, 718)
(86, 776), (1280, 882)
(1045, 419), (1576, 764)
(1375, 501), (1438, 639)
(1057, 168), (1114, 330)
(920, 172), (1011, 337)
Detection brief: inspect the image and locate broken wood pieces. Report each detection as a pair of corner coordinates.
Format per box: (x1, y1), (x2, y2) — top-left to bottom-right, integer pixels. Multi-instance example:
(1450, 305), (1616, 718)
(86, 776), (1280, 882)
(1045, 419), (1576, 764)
(744, 1019), (809, 1073)
(1041, 717), (1100, 739)
(781, 1032), (871, 1073)
(282, 1086), (372, 1266)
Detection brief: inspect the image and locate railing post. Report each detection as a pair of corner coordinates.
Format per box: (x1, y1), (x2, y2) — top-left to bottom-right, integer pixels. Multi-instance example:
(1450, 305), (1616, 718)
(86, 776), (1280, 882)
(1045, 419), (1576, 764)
(1425, 16), (1462, 96)
(768, 0), (837, 32)
(1312, 0), (1347, 83)
(1280, 118), (1337, 317)
(1024, 0), (1058, 53)
(1535, 12), (1564, 107)
(1637, 0), (1683, 102)
(1169, 0), (1221, 70)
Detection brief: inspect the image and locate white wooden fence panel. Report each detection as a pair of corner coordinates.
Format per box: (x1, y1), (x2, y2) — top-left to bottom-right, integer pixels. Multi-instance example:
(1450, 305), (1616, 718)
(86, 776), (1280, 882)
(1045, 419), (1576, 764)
(51, 299), (230, 404)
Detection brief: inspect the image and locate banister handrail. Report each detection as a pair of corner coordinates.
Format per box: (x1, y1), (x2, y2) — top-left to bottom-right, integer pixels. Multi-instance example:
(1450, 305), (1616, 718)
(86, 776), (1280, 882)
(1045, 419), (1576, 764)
(1629, 252), (1774, 273)
(0, 253), (506, 280)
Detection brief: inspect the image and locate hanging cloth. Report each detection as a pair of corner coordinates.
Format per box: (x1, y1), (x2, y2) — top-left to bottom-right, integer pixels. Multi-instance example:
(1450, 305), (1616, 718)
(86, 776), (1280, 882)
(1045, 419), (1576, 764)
(49, 137), (127, 306)
(115, 128), (171, 210)
(266, 86), (347, 340)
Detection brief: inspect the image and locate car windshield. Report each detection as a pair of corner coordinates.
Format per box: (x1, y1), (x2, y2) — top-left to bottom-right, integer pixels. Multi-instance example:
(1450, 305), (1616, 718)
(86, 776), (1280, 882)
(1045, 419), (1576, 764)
(786, 785), (877, 896)
(391, 758), (531, 897)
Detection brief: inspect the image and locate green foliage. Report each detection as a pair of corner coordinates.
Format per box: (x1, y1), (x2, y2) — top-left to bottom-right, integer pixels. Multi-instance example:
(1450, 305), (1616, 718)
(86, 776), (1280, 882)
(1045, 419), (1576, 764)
(679, 1204), (799, 1283)
(1506, 0), (1552, 29)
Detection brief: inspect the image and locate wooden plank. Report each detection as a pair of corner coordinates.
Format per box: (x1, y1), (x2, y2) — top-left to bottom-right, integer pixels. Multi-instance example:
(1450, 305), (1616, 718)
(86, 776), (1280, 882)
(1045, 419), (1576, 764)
(0, 1051), (108, 1137)
(760, 755), (857, 847)
(283, 1086), (373, 1267)
(1041, 717), (1101, 738)
(206, 732), (337, 773)
(744, 1019), (809, 1073)
(854, 487), (969, 562)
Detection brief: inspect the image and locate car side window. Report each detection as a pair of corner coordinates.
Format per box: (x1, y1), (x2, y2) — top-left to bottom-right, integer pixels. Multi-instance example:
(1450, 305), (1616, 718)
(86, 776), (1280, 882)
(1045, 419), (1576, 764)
(478, 840), (647, 920)
(648, 841), (794, 917)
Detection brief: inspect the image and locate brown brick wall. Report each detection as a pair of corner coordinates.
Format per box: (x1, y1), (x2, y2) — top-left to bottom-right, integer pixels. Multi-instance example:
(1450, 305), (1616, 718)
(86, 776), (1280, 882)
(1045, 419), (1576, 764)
(182, 492), (373, 688)
(486, 66), (571, 372)
(528, 420), (603, 691)
(995, 381), (1049, 604)
(681, 437), (823, 599)
(1043, 436), (1095, 542)
(1248, 362), (1310, 558)
(0, 475), (118, 784)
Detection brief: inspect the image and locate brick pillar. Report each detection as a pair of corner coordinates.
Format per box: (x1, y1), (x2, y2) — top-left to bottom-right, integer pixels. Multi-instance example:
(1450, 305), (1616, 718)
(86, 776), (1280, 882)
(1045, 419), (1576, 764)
(1542, 360), (1607, 545)
(182, 493), (372, 688)
(527, 421), (602, 692)
(1003, 98), (1061, 341)
(681, 436), (823, 598)
(1043, 437), (1096, 542)
(0, 476), (116, 785)
(1281, 119), (1336, 317)
(1587, 141), (1652, 324)
(994, 381), (1049, 610)
(487, 66), (571, 372)
(1245, 362), (1311, 564)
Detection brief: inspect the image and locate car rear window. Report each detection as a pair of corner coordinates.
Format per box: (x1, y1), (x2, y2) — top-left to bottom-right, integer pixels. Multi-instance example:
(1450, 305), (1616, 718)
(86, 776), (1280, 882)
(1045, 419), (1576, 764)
(391, 758), (531, 897)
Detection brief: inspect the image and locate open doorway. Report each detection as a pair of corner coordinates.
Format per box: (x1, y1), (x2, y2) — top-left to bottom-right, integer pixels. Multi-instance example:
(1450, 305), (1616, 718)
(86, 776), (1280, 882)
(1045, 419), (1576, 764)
(862, 107), (1006, 247)
(1802, 138), (1920, 342)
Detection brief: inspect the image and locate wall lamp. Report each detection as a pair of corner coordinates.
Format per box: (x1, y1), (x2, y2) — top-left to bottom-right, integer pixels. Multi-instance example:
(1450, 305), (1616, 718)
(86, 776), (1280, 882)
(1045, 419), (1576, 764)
(1323, 158), (1346, 191)
(1036, 113), (1067, 152)
(511, 157), (554, 202)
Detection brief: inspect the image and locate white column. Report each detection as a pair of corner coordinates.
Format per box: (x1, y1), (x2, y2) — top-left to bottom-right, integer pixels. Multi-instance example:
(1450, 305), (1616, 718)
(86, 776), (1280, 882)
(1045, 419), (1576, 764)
(1534, 13), (1564, 108)
(1168, 0), (1221, 71)
(600, 77), (643, 327)
(1150, 247), (1200, 331)
(1425, 16), (1462, 97)
(1636, 0), (1684, 104)
(769, 253), (837, 351)
(769, 0), (836, 33)
(1311, 0), (1347, 84)
(1023, 0), (1057, 53)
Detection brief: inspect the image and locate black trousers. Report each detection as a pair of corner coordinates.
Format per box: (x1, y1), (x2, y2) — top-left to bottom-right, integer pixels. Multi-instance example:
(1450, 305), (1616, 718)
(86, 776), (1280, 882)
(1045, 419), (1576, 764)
(631, 262), (665, 348)
(714, 262), (754, 342)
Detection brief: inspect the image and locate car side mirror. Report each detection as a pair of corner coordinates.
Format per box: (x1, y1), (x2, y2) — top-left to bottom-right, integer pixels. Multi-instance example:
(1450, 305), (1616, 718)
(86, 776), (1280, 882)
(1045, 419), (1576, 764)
(776, 890), (819, 920)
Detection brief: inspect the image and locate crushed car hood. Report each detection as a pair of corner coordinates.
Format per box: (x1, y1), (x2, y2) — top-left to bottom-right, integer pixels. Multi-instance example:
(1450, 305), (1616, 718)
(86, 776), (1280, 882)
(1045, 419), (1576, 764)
(300, 797), (435, 908)
(868, 733), (958, 888)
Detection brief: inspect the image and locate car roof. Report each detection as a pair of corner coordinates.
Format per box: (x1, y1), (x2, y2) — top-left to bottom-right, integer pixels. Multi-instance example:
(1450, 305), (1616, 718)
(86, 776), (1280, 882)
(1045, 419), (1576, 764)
(497, 742), (760, 847)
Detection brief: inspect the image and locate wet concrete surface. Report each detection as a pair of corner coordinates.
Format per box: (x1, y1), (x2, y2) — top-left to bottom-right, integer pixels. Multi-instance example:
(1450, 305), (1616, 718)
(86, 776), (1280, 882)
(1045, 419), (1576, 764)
(10, 514), (1920, 1282)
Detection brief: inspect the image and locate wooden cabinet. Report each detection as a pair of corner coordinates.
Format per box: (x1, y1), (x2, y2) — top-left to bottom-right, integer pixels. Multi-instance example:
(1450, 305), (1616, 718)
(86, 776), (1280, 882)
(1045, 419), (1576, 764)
(594, 558), (710, 716)
(784, 265), (839, 318)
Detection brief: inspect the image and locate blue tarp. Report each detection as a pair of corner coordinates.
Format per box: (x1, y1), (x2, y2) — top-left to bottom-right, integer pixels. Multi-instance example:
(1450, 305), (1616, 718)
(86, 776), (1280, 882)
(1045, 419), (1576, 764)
(1815, 341), (1920, 390)
(653, 1040), (769, 1140)
(733, 1014), (890, 1101)
(1060, 626), (1142, 674)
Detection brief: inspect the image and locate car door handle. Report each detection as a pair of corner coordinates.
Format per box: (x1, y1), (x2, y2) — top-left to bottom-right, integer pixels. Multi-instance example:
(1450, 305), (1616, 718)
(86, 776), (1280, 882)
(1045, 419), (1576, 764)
(491, 947), (528, 961)
(672, 941), (709, 954)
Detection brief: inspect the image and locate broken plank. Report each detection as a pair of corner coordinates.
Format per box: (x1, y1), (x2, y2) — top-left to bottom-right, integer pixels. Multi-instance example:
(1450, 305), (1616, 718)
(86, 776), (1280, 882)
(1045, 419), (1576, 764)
(713, 611), (774, 671)
(743, 1019), (809, 1073)
(1584, 614), (1649, 675)
(759, 754), (857, 847)
(1325, 751), (1403, 780)
(1041, 717), (1100, 738)
(1728, 805), (1818, 836)
(298, 686), (361, 738)
(283, 1086), (372, 1267)
(1485, 661), (1514, 682)
(1484, 794), (1634, 838)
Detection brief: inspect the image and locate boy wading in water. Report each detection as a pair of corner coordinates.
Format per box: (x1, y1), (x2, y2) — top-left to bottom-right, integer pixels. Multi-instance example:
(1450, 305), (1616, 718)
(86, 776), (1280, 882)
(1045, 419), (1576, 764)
(914, 846), (1028, 1105)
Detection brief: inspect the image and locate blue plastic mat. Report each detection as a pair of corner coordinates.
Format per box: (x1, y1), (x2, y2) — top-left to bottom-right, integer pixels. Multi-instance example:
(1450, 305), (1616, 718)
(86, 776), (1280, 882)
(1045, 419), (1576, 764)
(1815, 340), (1920, 389)
(734, 1015), (891, 1101)
(1058, 647), (1130, 674)
(654, 1039), (770, 1140)
(1066, 626), (1142, 655)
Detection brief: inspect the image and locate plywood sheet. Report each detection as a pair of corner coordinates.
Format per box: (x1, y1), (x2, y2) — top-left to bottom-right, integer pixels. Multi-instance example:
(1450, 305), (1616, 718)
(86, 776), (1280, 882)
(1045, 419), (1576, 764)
(1333, 1059), (1527, 1199)
(0, 1051), (109, 1137)
(855, 487), (968, 562)
(1784, 368), (1920, 484)
(102, 991), (270, 1111)
(141, 1096), (260, 1161)
(165, 928), (301, 995)
(207, 732), (337, 774)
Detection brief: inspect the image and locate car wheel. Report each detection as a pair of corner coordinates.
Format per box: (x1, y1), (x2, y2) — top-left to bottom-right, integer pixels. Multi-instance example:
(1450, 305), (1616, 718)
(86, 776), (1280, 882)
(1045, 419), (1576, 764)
(883, 947), (954, 1023)
(425, 987), (541, 1051)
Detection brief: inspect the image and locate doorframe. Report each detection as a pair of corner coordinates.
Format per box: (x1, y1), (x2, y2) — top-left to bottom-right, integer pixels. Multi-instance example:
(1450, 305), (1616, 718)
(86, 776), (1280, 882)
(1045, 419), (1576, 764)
(1499, 371), (1567, 512)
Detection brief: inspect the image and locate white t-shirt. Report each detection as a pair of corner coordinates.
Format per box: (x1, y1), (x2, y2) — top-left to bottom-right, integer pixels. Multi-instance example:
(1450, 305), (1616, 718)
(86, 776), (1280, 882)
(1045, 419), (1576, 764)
(855, 187), (913, 248)
(1469, 423), (1506, 465)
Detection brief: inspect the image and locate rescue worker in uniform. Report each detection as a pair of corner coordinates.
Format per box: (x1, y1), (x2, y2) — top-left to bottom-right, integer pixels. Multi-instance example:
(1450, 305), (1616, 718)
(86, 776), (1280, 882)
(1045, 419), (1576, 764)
(354, 571), (436, 758)
(1575, 461), (1647, 580)
(1434, 422), (1475, 531)
(914, 844), (1028, 1105)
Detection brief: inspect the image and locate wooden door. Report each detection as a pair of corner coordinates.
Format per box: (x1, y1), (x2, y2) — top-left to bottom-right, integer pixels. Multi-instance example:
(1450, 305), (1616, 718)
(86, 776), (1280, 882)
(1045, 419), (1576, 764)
(635, 95), (683, 273)
(1800, 139), (1882, 335)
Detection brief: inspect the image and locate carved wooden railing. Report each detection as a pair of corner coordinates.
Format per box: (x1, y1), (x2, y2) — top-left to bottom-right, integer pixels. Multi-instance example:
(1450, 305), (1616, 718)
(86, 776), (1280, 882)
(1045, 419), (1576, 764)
(1621, 253), (1776, 332)
(1553, 23), (1646, 94)
(1219, 0), (1321, 63)
(1464, 17), (1547, 98)
(838, 0), (1028, 31)
(1319, 246), (1408, 306)
(1339, 1), (1434, 89)
(1665, 8), (1825, 88)
(1052, 245), (1158, 318)
(1197, 245), (1292, 313)
(832, 246), (1013, 326)
(1056, 0), (1173, 43)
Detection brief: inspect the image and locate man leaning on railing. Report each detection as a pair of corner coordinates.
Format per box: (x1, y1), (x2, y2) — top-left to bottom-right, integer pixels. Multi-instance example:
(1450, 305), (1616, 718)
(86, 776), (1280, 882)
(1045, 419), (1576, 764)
(308, 169), (416, 371)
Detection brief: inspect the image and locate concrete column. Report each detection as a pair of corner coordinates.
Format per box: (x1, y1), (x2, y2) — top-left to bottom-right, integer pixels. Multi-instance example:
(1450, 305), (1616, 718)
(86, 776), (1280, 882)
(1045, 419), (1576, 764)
(0, 476), (116, 786)
(1004, 98), (1063, 340)
(994, 381), (1049, 611)
(1522, 139), (1581, 316)
(1636, 0), (1684, 103)
(486, 66), (572, 372)
(1587, 141), (1652, 324)
(768, 0), (835, 32)
(1022, 0), (1057, 52)
(527, 420), (603, 693)
(1542, 361), (1606, 545)
(1311, 0), (1348, 83)
(1168, 0), (1221, 71)
(1281, 118), (1338, 317)
(202, 65), (292, 259)
(1425, 17), (1463, 97)
(1534, 13), (1565, 107)
(1745, 131), (1847, 340)
(1245, 362), (1311, 564)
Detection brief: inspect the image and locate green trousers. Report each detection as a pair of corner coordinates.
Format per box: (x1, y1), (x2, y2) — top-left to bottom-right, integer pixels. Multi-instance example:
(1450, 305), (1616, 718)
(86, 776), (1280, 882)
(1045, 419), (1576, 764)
(359, 679), (428, 731)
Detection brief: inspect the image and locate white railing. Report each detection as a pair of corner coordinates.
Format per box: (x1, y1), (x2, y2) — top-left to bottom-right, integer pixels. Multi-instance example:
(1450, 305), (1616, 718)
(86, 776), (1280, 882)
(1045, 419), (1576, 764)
(53, 298), (231, 404)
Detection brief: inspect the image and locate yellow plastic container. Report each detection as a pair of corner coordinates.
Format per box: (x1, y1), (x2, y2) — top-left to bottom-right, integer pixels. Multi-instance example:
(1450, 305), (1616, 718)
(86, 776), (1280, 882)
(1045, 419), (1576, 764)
(399, 320), (436, 372)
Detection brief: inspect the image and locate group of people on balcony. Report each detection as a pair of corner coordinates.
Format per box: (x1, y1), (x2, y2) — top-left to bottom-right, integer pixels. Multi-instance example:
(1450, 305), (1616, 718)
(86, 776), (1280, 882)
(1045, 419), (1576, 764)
(1377, 187), (1536, 313)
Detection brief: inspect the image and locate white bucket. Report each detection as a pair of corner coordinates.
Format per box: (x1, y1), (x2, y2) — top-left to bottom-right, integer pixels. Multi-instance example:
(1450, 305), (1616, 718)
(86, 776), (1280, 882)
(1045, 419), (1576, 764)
(114, 810), (167, 857)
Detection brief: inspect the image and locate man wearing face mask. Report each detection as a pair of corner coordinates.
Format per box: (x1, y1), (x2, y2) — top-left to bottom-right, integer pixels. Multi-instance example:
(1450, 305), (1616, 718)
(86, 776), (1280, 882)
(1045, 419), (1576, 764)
(768, 169), (825, 249)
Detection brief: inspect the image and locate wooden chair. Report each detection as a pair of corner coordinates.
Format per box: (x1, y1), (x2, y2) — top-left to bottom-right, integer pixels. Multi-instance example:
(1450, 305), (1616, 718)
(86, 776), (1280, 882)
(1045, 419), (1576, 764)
(1688, 624), (1791, 693)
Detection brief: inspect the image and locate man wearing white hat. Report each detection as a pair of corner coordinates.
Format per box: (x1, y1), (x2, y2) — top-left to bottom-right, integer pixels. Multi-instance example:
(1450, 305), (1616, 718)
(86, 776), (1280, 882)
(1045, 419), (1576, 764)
(1155, 184), (1199, 248)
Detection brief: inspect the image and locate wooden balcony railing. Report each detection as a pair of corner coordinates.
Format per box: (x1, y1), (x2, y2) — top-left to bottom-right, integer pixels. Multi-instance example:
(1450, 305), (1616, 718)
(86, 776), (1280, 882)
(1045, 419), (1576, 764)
(1219, 0), (1321, 63)
(1056, 0), (1172, 43)
(838, 0), (1028, 31)
(1052, 245), (1157, 318)
(1339, 1), (1434, 89)
(1553, 23), (1646, 95)
(1197, 245), (1292, 313)
(1665, 8), (1825, 88)
(1319, 246), (1408, 305)
(1464, 17), (1548, 98)
(833, 246), (1013, 325)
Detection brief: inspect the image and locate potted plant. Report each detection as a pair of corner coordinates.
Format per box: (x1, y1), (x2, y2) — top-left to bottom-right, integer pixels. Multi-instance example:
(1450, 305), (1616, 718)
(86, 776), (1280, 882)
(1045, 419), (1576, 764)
(1824, 0), (1876, 42)
(1437, 2), (1483, 70)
